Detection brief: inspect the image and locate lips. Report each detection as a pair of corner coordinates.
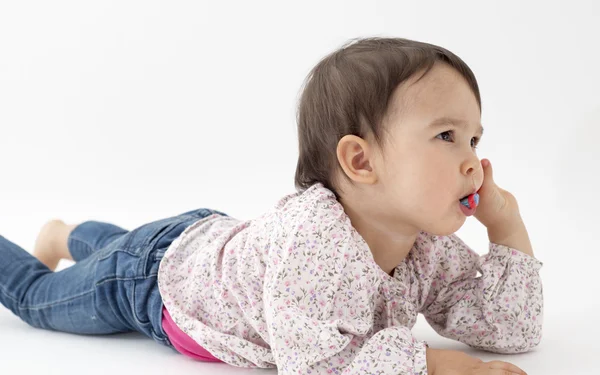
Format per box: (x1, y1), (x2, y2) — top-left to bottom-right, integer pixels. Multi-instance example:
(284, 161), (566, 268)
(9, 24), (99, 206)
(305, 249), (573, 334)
(460, 187), (479, 201)
(460, 193), (480, 209)
(459, 199), (477, 216)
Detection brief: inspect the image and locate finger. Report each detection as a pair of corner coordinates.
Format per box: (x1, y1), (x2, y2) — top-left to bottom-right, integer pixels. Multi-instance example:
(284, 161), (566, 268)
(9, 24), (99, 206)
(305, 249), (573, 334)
(486, 360), (527, 375)
(480, 158), (493, 186)
(488, 371), (527, 375)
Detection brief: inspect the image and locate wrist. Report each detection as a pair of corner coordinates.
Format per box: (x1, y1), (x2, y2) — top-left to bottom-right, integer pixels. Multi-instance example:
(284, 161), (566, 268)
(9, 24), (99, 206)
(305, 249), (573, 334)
(425, 347), (438, 375)
(487, 217), (523, 241)
(487, 218), (534, 257)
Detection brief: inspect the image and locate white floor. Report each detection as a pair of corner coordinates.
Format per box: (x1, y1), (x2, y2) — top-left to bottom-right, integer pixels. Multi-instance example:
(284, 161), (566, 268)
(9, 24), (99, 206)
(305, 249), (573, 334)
(1, 305), (593, 374)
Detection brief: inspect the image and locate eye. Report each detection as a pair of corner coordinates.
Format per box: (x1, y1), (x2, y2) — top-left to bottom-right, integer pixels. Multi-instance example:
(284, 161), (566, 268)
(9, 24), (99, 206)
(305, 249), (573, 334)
(436, 130), (453, 142)
(436, 131), (480, 149)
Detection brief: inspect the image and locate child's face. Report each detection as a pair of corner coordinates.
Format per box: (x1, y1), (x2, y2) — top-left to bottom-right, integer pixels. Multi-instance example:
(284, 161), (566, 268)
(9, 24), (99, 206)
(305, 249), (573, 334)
(375, 62), (484, 235)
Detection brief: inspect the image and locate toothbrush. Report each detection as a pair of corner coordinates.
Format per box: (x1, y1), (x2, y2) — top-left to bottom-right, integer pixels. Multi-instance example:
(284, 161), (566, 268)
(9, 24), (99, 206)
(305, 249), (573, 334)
(460, 193), (479, 209)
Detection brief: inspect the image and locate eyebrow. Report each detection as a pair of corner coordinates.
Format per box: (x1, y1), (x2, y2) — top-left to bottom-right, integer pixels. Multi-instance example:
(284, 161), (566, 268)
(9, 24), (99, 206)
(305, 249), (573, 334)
(428, 117), (484, 136)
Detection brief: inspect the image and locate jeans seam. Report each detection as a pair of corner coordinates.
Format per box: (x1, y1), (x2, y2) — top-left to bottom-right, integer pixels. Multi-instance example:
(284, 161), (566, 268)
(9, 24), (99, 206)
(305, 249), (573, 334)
(131, 274), (160, 327)
(0, 284), (18, 304)
(130, 278), (145, 327)
(95, 274), (158, 287)
(97, 248), (143, 261)
(0, 273), (97, 310)
(68, 235), (93, 253)
(93, 275), (159, 328)
(145, 222), (179, 248)
(18, 289), (96, 310)
(153, 333), (172, 347)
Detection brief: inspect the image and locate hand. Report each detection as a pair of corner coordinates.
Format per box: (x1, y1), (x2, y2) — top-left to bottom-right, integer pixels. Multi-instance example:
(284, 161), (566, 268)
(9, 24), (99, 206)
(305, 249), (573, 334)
(426, 348), (528, 375)
(473, 159), (522, 229)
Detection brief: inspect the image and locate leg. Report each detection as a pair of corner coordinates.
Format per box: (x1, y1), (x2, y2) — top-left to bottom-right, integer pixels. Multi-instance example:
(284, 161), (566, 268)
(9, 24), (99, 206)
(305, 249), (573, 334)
(33, 220), (76, 270)
(34, 210), (225, 270)
(1, 209), (226, 346)
(66, 220), (129, 261)
(0, 234), (131, 334)
(34, 220), (128, 270)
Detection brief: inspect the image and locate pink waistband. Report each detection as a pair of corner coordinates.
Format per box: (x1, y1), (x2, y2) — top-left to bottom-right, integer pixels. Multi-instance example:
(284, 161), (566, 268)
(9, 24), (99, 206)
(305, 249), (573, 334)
(161, 306), (223, 362)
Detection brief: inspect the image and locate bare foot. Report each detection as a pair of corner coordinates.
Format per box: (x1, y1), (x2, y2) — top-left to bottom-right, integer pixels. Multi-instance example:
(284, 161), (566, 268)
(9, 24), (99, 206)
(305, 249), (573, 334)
(33, 219), (76, 271)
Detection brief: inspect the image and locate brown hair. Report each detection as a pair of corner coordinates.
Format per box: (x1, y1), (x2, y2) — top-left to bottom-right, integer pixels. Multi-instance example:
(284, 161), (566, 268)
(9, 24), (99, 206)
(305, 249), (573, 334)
(294, 36), (481, 200)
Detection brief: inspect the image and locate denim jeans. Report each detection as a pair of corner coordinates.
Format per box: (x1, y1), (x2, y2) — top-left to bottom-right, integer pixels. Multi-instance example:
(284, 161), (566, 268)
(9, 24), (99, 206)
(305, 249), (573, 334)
(0, 208), (226, 350)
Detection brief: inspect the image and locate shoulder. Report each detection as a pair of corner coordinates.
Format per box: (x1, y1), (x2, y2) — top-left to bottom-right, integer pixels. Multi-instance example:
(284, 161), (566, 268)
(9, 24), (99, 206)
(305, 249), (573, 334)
(271, 182), (345, 234)
(266, 183), (377, 274)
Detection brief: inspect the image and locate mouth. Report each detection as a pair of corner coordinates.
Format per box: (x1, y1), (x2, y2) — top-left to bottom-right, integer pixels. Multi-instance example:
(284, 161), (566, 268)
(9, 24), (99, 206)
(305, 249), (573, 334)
(460, 187), (479, 200)
(459, 200), (476, 216)
(458, 190), (480, 216)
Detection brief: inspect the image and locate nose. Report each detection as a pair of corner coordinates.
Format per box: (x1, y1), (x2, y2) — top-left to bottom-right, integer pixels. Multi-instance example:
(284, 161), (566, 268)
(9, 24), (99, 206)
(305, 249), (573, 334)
(461, 155), (481, 180)
(463, 164), (476, 176)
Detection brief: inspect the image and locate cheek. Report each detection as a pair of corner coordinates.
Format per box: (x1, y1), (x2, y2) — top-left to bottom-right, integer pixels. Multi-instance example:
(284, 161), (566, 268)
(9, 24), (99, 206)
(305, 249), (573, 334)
(383, 151), (453, 203)
(418, 166), (456, 206)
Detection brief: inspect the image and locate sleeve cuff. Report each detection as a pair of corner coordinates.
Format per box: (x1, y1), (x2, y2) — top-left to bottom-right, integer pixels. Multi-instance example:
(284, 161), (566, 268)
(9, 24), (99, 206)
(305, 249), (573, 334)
(414, 339), (429, 375)
(488, 242), (543, 273)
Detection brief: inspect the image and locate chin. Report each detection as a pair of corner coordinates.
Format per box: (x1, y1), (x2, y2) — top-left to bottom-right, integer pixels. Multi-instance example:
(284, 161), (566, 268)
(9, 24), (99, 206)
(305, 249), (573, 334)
(428, 227), (458, 237)
(423, 216), (466, 237)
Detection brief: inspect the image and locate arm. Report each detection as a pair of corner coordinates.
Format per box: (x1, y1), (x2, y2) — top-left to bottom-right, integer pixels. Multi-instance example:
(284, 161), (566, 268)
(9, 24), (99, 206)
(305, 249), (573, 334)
(264, 220), (430, 374)
(266, 306), (430, 375)
(425, 346), (528, 375)
(416, 233), (544, 354)
(487, 218), (534, 258)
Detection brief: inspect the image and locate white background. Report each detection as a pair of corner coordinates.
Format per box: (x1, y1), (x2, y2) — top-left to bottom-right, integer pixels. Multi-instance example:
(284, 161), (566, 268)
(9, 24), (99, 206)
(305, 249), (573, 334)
(1, 0), (598, 373)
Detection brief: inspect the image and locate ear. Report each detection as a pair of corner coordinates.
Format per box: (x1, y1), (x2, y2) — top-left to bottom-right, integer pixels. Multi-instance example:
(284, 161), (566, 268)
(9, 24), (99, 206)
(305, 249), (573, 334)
(336, 134), (378, 185)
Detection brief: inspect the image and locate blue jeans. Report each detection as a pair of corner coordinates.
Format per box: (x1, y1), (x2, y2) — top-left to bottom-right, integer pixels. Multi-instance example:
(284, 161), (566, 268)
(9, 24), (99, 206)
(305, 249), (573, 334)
(0, 208), (226, 350)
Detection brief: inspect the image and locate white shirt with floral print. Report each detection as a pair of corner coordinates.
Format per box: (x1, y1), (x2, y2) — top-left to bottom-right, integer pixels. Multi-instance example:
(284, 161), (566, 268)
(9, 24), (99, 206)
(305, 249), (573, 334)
(157, 182), (544, 374)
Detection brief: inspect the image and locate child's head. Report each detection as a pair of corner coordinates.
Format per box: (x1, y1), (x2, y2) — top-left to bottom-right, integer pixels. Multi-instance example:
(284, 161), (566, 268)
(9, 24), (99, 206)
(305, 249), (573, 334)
(294, 37), (484, 236)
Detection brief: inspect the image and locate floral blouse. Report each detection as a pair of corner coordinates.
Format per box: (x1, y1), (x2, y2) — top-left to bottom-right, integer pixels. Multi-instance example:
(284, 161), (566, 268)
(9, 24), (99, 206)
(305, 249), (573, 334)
(157, 182), (544, 374)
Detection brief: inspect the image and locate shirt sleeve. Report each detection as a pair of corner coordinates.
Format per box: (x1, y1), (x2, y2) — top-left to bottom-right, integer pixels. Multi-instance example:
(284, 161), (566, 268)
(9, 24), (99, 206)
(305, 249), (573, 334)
(265, 306), (429, 375)
(263, 216), (430, 374)
(415, 233), (544, 354)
